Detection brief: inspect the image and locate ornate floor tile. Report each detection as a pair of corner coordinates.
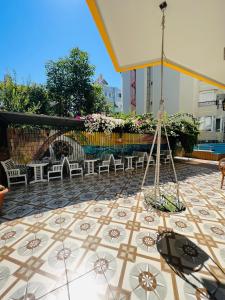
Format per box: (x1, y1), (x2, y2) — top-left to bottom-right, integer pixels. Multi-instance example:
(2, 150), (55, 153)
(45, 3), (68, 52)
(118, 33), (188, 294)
(68, 270), (113, 300)
(177, 274), (225, 300)
(137, 211), (161, 229)
(16, 232), (50, 257)
(65, 201), (88, 213)
(24, 209), (51, 224)
(79, 192), (98, 201)
(87, 204), (109, 217)
(0, 225), (24, 248)
(72, 218), (98, 237)
(2, 205), (34, 220)
(112, 208), (132, 222)
(122, 258), (171, 300)
(182, 196), (206, 206)
(0, 260), (21, 296)
(202, 222), (225, 241)
(47, 213), (73, 230)
(47, 240), (80, 270)
(1, 163), (225, 299)
(116, 196), (136, 208)
(191, 207), (218, 220)
(6, 281), (47, 300)
(41, 285), (69, 300)
(46, 198), (71, 209)
(167, 217), (195, 235)
(133, 230), (159, 255)
(100, 224), (127, 245)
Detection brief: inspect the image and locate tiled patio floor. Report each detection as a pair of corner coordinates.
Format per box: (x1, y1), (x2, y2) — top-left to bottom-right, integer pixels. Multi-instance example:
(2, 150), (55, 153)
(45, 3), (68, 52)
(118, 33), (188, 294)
(0, 162), (225, 299)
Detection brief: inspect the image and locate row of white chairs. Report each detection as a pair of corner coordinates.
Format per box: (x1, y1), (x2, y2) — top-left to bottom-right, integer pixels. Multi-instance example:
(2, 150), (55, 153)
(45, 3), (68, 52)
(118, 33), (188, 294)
(1, 152), (171, 186)
(47, 157), (83, 181)
(48, 156), (126, 180)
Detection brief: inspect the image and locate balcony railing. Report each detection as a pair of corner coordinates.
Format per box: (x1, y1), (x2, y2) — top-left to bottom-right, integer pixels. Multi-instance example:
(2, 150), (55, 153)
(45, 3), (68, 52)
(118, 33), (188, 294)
(198, 101), (217, 107)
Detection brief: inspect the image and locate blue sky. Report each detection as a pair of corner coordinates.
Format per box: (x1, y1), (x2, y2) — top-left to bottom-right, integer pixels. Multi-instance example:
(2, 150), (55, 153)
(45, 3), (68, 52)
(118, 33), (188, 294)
(0, 0), (121, 87)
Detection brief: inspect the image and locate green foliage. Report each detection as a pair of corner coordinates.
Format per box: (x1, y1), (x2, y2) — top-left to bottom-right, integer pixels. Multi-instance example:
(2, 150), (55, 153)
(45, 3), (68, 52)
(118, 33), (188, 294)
(0, 74), (38, 113)
(109, 113), (156, 134)
(85, 112), (199, 153)
(164, 113), (199, 153)
(89, 83), (112, 114)
(0, 74), (50, 115)
(27, 84), (51, 115)
(46, 48), (110, 116)
(0, 48), (111, 117)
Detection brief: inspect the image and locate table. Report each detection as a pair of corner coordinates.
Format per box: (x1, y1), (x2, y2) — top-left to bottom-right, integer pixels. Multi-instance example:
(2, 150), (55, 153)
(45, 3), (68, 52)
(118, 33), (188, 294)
(125, 156), (136, 171)
(27, 162), (48, 183)
(84, 159), (98, 176)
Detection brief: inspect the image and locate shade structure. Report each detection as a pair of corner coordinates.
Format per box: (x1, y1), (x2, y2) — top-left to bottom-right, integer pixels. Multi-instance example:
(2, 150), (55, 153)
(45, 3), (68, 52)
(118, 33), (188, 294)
(86, 0), (225, 89)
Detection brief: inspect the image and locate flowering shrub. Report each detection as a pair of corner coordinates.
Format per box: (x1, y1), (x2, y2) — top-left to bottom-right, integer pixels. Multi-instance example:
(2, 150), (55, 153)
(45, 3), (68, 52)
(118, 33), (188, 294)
(83, 113), (199, 153)
(84, 114), (125, 134)
(124, 114), (156, 134)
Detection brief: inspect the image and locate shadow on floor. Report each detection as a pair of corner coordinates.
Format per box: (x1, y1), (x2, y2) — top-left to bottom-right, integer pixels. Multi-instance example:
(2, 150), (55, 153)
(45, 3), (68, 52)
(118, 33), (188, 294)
(0, 162), (221, 224)
(157, 231), (225, 299)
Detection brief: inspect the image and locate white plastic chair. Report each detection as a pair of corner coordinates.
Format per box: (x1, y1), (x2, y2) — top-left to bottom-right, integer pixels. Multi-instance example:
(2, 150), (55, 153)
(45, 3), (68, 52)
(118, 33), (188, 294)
(67, 160), (83, 179)
(47, 157), (66, 181)
(163, 154), (170, 164)
(1, 159), (27, 187)
(147, 155), (155, 166)
(111, 155), (124, 173)
(99, 160), (110, 175)
(136, 157), (144, 169)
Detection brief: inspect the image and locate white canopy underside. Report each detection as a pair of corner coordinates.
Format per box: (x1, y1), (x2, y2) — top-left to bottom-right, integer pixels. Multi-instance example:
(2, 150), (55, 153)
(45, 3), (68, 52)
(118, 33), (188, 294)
(86, 0), (225, 89)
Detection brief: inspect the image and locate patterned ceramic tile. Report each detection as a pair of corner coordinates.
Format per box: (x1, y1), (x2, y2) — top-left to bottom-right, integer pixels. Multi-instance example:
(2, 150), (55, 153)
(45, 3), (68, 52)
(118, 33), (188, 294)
(1, 163), (225, 299)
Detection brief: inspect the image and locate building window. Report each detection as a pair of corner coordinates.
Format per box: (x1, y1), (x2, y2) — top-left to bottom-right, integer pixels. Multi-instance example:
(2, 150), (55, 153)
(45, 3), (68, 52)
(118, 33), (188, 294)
(199, 91), (216, 103)
(216, 118), (221, 132)
(199, 116), (213, 131)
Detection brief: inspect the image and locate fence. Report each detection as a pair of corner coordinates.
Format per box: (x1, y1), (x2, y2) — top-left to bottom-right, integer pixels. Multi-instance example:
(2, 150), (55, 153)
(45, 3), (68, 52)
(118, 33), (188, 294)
(6, 127), (166, 164)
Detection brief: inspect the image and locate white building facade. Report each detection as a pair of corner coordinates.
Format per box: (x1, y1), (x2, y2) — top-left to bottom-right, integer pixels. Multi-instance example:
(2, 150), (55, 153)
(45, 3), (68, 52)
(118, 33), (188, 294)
(96, 75), (123, 113)
(122, 66), (225, 142)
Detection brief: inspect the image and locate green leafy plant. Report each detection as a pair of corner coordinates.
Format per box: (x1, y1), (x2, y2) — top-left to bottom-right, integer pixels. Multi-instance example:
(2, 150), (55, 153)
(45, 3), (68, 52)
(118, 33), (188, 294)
(84, 112), (199, 153)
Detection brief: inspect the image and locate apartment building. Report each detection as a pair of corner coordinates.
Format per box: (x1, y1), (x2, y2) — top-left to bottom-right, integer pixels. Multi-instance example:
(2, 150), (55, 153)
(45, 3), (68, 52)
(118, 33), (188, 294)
(122, 67), (225, 141)
(95, 74), (123, 113)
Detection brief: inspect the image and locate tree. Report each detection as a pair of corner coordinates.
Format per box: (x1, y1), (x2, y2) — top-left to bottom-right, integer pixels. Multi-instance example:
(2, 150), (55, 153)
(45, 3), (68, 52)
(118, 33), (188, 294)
(27, 84), (51, 115)
(0, 74), (50, 114)
(45, 47), (110, 116)
(87, 83), (112, 114)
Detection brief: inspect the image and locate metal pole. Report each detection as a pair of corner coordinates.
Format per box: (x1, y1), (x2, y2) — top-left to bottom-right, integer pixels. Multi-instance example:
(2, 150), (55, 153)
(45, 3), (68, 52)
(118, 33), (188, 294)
(163, 120), (180, 202)
(153, 8), (166, 203)
(141, 124), (159, 188)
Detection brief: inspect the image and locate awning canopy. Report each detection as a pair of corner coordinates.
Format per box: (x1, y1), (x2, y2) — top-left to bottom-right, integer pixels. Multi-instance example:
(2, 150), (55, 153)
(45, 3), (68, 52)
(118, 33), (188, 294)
(0, 111), (84, 129)
(86, 0), (225, 89)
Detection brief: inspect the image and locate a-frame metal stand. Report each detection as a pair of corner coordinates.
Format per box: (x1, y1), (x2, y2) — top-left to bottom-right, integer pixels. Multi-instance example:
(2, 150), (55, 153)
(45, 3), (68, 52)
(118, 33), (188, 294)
(141, 3), (181, 210)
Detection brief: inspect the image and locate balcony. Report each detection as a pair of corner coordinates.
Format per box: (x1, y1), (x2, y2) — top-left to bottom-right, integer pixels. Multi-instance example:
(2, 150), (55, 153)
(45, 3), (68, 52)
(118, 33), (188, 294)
(198, 101), (217, 107)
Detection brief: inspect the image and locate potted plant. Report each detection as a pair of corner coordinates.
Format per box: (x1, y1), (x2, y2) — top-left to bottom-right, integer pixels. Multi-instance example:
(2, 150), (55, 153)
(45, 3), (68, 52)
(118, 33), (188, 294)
(0, 185), (9, 211)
